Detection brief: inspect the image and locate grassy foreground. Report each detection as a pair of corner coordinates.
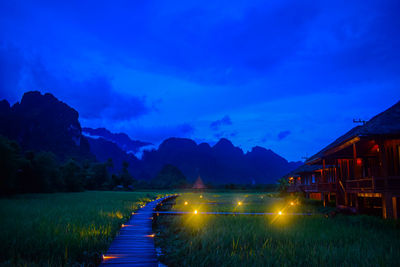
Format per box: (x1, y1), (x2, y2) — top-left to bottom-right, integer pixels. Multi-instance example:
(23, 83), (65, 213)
(155, 192), (400, 267)
(0, 191), (165, 266)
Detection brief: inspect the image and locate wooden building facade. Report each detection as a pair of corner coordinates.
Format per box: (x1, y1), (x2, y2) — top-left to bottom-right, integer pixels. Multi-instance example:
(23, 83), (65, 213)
(287, 101), (400, 219)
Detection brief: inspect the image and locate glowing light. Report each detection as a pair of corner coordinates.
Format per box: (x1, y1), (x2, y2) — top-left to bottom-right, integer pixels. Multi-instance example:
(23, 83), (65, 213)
(184, 201), (188, 205)
(200, 195), (203, 199)
(146, 234), (155, 237)
(290, 202), (294, 206)
(278, 211), (282, 215)
(238, 201), (242, 206)
(121, 224), (125, 227)
(194, 210), (198, 214)
(103, 255), (118, 260)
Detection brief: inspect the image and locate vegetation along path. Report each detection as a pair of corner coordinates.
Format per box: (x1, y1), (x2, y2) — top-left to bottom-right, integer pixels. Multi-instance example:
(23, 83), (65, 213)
(100, 195), (176, 266)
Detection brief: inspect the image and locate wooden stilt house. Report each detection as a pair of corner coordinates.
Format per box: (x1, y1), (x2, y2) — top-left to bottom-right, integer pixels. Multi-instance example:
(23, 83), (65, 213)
(303, 101), (400, 218)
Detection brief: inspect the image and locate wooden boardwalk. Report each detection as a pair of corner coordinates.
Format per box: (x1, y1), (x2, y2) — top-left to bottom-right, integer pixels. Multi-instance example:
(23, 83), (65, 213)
(100, 196), (173, 267)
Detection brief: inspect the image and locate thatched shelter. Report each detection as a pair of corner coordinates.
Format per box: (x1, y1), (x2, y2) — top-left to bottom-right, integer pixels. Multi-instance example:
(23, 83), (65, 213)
(193, 175), (206, 189)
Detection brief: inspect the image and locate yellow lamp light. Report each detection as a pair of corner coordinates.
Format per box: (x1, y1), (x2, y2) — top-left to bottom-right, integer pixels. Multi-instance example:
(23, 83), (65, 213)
(184, 201), (188, 205)
(194, 210), (198, 214)
(278, 211), (282, 215)
(238, 201), (242, 206)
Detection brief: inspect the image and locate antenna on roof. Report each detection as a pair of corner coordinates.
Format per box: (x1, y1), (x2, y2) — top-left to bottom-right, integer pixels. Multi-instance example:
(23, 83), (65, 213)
(353, 118), (366, 125)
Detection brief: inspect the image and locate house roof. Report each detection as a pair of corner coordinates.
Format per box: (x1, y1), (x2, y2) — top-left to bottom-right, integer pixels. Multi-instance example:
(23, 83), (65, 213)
(282, 164), (324, 179)
(306, 100), (400, 164)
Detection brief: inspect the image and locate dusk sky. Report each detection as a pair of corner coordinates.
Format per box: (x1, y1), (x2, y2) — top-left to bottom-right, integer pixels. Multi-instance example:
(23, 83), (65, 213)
(1, 0), (399, 161)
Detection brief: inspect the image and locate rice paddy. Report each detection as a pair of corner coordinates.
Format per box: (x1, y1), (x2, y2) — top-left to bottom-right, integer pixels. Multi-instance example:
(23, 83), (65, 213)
(0, 191), (166, 266)
(154, 192), (400, 267)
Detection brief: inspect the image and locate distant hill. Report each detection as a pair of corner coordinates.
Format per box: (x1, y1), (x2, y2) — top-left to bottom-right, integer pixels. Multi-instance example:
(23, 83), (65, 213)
(82, 127), (152, 154)
(0, 91), (92, 161)
(135, 137), (303, 184)
(0, 91), (302, 185)
(85, 136), (143, 175)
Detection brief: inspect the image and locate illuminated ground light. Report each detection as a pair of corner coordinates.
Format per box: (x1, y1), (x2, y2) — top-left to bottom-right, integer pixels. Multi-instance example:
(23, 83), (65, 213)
(146, 234), (155, 238)
(238, 201), (242, 206)
(290, 201), (294, 206)
(200, 195), (203, 199)
(103, 255), (118, 260)
(184, 201), (188, 205)
(194, 210), (198, 214)
(121, 224), (126, 228)
(278, 211), (283, 215)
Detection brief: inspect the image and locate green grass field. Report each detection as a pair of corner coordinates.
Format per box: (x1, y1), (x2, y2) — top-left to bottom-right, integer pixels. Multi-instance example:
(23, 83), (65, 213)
(154, 192), (400, 267)
(0, 191), (165, 266)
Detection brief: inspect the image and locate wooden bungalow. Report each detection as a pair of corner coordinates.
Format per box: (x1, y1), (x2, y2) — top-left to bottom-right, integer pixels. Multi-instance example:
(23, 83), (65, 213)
(286, 164), (335, 201)
(304, 101), (400, 218)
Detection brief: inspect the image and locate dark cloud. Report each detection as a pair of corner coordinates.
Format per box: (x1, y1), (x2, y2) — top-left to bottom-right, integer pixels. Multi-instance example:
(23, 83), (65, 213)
(1, 1), (400, 161)
(0, 44), (25, 101)
(0, 45), (151, 121)
(179, 123), (195, 135)
(277, 130), (291, 140)
(210, 115), (232, 131)
(122, 123), (195, 144)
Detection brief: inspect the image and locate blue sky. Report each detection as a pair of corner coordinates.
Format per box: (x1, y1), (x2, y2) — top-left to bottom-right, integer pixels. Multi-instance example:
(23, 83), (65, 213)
(1, 0), (399, 161)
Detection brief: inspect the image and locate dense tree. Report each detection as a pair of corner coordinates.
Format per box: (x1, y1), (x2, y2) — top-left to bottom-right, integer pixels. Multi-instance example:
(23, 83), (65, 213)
(0, 136), (23, 194)
(277, 177), (288, 195)
(152, 164), (187, 189)
(60, 159), (84, 192)
(118, 161), (135, 188)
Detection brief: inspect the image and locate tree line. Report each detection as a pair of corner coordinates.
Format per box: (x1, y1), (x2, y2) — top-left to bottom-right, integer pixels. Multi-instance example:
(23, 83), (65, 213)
(0, 135), (136, 194)
(0, 135), (191, 195)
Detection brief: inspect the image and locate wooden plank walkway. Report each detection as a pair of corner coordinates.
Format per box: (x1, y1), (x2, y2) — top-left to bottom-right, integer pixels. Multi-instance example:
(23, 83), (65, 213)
(100, 196), (175, 267)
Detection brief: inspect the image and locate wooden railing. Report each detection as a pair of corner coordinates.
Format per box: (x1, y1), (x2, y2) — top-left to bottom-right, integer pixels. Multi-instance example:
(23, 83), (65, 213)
(346, 178), (374, 191)
(302, 184), (317, 192)
(288, 176), (400, 193)
(287, 184), (301, 192)
(346, 176), (400, 192)
(318, 182), (337, 192)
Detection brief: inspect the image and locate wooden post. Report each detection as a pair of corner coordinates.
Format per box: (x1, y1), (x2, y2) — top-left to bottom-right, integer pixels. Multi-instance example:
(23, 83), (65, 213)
(353, 143), (357, 179)
(355, 194), (359, 211)
(393, 197), (398, 220)
(322, 159), (326, 183)
(382, 193), (394, 219)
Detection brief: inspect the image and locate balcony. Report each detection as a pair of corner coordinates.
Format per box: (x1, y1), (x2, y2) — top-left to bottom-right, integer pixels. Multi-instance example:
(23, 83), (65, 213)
(346, 176), (400, 192)
(287, 184), (301, 193)
(318, 182), (337, 192)
(302, 184), (318, 192)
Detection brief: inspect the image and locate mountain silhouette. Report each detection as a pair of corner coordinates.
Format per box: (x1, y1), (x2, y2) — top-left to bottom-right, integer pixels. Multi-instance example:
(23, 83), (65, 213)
(0, 91), (302, 184)
(0, 91), (92, 161)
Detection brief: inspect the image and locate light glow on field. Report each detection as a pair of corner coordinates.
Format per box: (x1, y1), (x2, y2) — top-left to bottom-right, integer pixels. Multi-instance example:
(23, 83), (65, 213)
(238, 201), (242, 206)
(184, 201), (188, 205)
(103, 255), (118, 260)
(194, 210), (198, 214)
(278, 211), (282, 215)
